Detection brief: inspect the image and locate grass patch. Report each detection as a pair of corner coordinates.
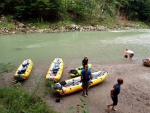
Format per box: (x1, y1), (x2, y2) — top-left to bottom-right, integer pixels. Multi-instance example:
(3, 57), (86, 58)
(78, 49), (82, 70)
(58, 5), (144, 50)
(31, 22), (50, 29)
(0, 62), (58, 113)
(45, 79), (56, 93)
(0, 62), (14, 73)
(0, 84), (58, 113)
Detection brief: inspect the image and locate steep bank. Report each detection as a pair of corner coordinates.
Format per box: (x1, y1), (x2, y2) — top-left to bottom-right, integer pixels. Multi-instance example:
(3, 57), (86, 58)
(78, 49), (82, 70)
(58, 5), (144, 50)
(0, 16), (149, 35)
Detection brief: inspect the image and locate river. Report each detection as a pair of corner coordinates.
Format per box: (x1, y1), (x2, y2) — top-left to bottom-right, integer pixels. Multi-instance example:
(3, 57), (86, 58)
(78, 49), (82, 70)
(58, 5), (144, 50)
(0, 29), (150, 66)
(1, 29), (150, 113)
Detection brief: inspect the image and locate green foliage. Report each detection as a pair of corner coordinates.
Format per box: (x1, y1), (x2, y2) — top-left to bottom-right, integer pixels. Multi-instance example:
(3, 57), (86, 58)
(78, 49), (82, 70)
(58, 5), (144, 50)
(118, 0), (150, 22)
(0, 16), (18, 32)
(138, 0), (150, 22)
(0, 62), (14, 86)
(45, 79), (55, 93)
(0, 0), (149, 25)
(0, 16), (15, 30)
(31, 22), (50, 29)
(0, 86), (58, 113)
(21, 28), (27, 33)
(0, 62), (58, 113)
(67, 97), (90, 113)
(7, 23), (16, 31)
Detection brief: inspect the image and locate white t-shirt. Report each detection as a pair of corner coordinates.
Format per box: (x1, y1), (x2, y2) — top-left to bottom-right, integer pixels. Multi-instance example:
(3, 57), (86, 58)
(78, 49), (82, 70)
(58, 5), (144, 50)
(128, 50), (134, 54)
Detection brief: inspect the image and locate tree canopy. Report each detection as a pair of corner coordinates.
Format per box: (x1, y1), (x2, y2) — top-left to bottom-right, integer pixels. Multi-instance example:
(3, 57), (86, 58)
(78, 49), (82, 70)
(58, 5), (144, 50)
(0, 0), (149, 22)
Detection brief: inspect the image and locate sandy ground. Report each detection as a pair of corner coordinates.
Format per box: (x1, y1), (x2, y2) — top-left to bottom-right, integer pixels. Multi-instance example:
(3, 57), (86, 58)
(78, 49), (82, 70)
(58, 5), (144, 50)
(1, 59), (150, 113)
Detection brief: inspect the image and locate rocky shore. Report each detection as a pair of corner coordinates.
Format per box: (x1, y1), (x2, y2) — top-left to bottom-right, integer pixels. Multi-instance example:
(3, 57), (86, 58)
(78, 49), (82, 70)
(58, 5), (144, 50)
(0, 16), (149, 35)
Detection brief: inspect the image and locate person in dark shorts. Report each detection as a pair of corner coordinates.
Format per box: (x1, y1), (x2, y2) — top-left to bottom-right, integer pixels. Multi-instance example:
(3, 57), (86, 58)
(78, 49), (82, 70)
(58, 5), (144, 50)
(124, 49), (134, 60)
(82, 56), (88, 69)
(81, 65), (92, 97)
(107, 78), (123, 111)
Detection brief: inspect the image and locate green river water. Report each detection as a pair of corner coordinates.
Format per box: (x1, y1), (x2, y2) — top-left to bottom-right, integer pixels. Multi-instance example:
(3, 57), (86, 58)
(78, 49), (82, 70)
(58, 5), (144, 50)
(0, 29), (150, 66)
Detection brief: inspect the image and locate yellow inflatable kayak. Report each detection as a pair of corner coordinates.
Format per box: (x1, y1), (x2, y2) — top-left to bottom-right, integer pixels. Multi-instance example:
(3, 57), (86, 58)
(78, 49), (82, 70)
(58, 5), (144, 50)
(54, 71), (108, 95)
(46, 58), (64, 82)
(14, 59), (33, 81)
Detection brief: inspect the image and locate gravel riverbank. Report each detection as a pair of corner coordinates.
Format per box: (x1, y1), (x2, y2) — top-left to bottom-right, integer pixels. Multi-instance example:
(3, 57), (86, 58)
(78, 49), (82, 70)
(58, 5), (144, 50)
(1, 60), (150, 113)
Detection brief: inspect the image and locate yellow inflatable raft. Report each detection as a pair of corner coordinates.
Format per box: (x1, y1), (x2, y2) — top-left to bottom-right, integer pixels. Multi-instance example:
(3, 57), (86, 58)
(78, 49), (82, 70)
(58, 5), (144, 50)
(46, 58), (64, 82)
(14, 59), (33, 81)
(54, 71), (108, 95)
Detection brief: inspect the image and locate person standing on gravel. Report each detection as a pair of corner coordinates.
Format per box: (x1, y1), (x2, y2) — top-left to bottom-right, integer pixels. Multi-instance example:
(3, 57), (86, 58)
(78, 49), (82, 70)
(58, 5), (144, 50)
(107, 78), (123, 111)
(81, 65), (92, 97)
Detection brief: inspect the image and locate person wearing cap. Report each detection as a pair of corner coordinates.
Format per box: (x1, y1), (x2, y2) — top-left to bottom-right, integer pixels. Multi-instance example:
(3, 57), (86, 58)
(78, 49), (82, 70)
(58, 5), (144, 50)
(82, 56), (88, 69)
(107, 78), (124, 111)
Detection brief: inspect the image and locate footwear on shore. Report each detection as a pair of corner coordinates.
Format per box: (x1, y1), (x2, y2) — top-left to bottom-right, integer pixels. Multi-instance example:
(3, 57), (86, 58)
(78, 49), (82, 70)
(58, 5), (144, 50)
(82, 93), (88, 97)
(112, 108), (117, 111)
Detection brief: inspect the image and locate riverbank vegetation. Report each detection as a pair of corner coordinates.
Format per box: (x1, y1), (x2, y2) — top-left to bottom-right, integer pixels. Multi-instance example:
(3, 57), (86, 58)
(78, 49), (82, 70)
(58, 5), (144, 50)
(0, 62), (58, 113)
(0, 0), (150, 32)
(0, 86), (58, 113)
